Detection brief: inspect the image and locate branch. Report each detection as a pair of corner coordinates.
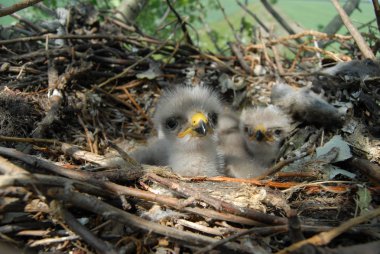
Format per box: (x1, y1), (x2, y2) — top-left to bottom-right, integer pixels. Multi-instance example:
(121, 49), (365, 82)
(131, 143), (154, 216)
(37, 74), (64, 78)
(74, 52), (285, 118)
(331, 0), (375, 59)
(275, 206), (380, 254)
(58, 206), (117, 254)
(147, 173), (287, 225)
(323, 0), (360, 35)
(47, 188), (249, 252)
(260, 0), (303, 44)
(236, 0), (269, 33)
(166, 0), (194, 46)
(372, 0), (380, 34)
(0, 0), (43, 17)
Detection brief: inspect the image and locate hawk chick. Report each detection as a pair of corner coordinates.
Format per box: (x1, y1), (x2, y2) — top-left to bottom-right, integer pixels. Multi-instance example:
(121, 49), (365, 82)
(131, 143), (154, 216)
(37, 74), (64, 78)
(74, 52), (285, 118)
(218, 105), (291, 178)
(132, 86), (223, 177)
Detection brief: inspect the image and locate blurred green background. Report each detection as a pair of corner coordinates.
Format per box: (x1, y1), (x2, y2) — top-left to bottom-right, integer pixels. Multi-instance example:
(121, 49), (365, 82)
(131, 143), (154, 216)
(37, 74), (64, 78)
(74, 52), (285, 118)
(0, 0), (375, 52)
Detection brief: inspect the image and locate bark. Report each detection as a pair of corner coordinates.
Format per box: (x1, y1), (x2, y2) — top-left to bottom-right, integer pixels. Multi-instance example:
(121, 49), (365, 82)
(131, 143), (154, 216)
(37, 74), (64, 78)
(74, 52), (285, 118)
(323, 0), (361, 35)
(117, 0), (148, 23)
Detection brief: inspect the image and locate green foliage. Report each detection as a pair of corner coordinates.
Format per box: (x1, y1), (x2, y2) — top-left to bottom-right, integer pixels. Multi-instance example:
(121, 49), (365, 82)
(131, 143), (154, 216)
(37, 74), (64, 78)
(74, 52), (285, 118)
(355, 186), (372, 216)
(136, 0), (210, 42)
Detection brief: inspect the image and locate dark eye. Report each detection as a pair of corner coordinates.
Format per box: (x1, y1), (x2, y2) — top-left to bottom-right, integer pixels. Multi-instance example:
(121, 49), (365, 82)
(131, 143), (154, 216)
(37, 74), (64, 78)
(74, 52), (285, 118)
(274, 129), (282, 135)
(165, 118), (178, 130)
(209, 112), (218, 125)
(244, 126), (252, 135)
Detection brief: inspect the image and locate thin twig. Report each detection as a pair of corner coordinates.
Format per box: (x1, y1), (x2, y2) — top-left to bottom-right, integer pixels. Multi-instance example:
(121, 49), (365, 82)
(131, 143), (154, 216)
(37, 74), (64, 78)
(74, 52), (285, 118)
(166, 0), (194, 46)
(58, 205), (117, 254)
(147, 173), (287, 225)
(47, 188), (249, 252)
(0, 0), (43, 17)
(195, 225), (288, 254)
(331, 0), (375, 59)
(275, 206), (380, 254)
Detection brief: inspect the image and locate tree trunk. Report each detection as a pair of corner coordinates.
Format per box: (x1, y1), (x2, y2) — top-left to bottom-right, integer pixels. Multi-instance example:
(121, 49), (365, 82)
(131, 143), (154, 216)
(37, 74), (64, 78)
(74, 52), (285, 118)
(117, 0), (148, 23)
(323, 0), (361, 35)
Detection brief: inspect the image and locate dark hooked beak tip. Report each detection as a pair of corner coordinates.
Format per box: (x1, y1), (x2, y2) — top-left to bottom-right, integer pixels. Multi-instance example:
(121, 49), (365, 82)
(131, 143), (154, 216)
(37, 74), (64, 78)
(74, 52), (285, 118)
(255, 130), (264, 141)
(194, 120), (208, 136)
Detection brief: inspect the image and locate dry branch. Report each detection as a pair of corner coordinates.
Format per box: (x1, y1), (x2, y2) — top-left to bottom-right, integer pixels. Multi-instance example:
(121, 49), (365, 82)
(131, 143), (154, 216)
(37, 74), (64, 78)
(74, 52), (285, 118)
(47, 188), (250, 252)
(276, 206), (380, 253)
(147, 173), (287, 225)
(331, 0), (375, 59)
(0, 0), (43, 17)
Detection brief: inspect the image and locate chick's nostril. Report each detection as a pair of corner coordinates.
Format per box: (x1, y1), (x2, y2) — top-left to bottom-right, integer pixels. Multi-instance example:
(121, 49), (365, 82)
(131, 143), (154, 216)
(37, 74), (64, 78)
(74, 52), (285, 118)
(255, 130), (264, 141)
(194, 120), (207, 136)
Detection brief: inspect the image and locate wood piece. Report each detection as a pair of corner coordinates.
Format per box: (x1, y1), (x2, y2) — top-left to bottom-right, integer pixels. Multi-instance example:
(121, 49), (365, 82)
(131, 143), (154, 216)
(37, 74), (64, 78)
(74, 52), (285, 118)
(47, 188), (250, 252)
(147, 173), (287, 225)
(0, 0), (43, 17)
(372, 0), (380, 34)
(323, 0), (360, 35)
(59, 206), (117, 254)
(275, 206), (380, 254)
(195, 225), (288, 254)
(260, 0), (303, 43)
(331, 0), (375, 59)
(236, 0), (269, 32)
(348, 157), (380, 182)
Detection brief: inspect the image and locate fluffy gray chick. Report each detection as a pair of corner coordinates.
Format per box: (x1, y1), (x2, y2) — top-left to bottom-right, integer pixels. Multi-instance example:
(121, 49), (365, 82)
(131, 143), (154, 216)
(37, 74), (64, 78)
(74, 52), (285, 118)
(218, 106), (291, 178)
(240, 105), (291, 168)
(271, 82), (344, 128)
(132, 85), (224, 177)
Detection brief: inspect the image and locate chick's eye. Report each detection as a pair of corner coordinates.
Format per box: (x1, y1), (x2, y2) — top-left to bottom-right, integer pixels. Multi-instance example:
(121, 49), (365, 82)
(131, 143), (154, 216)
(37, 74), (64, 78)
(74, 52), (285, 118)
(166, 118), (178, 130)
(274, 129), (282, 135)
(209, 112), (218, 125)
(244, 126), (252, 135)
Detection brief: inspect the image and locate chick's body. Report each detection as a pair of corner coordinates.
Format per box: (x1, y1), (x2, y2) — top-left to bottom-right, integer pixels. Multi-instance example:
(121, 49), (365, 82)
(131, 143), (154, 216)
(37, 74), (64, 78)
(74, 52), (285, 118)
(218, 106), (291, 178)
(132, 86), (224, 177)
(240, 105), (291, 167)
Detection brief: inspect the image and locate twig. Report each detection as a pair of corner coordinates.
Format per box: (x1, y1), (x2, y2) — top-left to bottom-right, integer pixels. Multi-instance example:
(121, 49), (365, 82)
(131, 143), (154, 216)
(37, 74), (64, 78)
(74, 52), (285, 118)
(166, 0), (194, 46)
(0, 174), (112, 198)
(195, 0), (223, 54)
(348, 157), (380, 182)
(147, 173), (287, 225)
(372, 0), (380, 34)
(0, 155), (29, 175)
(47, 188), (249, 252)
(236, 0), (269, 33)
(29, 235), (80, 247)
(183, 207), (263, 226)
(10, 12), (45, 34)
(176, 219), (236, 236)
(0, 0), (43, 17)
(0, 146), (207, 210)
(215, 0), (241, 43)
(255, 150), (312, 180)
(331, 0), (375, 59)
(229, 42), (252, 74)
(275, 206), (380, 254)
(320, 0), (360, 48)
(33, 54), (90, 138)
(195, 225), (288, 254)
(246, 30), (352, 50)
(260, 0), (303, 44)
(58, 205), (117, 254)
(95, 38), (170, 89)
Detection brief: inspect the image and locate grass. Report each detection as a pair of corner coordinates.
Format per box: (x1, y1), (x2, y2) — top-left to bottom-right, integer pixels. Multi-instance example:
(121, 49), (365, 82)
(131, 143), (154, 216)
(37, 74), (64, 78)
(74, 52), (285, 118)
(195, 0), (376, 53)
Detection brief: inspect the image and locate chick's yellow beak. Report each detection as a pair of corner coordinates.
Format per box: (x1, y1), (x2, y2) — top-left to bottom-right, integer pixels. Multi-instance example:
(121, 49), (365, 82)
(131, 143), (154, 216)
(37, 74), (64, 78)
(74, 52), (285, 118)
(178, 112), (209, 138)
(250, 124), (274, 142)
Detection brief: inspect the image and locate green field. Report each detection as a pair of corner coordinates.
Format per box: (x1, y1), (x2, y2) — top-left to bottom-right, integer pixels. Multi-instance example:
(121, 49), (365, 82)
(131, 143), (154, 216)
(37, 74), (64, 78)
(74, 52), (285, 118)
(196, 0), (375, 51)
(0, 0), (375, 54)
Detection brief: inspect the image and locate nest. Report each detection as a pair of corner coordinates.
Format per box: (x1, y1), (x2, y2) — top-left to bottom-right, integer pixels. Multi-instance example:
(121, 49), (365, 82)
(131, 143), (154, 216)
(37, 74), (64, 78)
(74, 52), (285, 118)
(0, 2), (379, 254)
